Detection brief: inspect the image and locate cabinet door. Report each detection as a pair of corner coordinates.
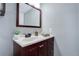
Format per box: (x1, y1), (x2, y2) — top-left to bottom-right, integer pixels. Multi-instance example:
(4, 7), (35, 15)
(47, 37), (54, 56)
(27, 47), (38, 56)
(13, 41), (21, 56)
(25, 44), (38, 56)
(38, 41), (48, 56)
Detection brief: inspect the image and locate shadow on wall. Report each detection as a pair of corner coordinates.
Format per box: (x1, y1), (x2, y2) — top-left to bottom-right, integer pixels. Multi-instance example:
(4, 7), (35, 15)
(54, 38), (61, 56)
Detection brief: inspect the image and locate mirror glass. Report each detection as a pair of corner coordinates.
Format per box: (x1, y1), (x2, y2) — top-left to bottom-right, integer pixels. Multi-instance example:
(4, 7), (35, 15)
(16, 3), (41, 28)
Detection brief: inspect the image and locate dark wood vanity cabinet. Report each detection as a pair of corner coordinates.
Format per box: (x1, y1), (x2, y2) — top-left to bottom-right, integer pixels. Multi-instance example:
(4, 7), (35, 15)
(13, 37), (54, 56)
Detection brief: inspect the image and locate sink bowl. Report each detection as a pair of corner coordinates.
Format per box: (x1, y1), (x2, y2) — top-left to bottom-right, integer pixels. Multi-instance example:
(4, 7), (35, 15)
(24, 36), (43, 41)
(17, 36), (43, 44)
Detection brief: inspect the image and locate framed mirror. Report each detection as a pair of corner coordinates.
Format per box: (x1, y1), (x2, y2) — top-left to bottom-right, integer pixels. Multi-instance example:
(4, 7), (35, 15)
(16, 3), (41, 28)
(0, 3), (6, 16)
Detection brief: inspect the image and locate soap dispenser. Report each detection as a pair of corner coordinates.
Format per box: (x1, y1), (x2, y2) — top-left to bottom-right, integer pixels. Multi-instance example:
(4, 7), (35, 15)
(35, 31), (38, 36)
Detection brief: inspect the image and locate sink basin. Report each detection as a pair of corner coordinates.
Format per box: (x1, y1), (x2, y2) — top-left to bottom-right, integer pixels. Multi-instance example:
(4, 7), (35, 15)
(16, 36), (43, 44)
(25, 36), (43, 41)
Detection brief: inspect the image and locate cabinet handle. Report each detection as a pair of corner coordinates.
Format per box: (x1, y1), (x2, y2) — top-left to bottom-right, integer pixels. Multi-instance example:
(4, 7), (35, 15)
(39, 44), (44, 48)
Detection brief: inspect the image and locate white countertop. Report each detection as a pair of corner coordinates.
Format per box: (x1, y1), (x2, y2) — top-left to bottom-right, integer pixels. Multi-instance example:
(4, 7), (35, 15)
(13, 35), (54, 47)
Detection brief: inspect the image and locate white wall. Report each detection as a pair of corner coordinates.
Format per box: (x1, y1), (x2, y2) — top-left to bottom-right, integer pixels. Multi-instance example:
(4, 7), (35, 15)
(41, 3), (78, 56)
(76, 4), (79, 55)
(0, 3), (16, 56)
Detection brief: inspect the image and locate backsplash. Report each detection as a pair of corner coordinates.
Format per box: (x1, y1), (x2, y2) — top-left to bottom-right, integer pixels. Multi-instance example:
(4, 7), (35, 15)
(16, 27), (42, 34)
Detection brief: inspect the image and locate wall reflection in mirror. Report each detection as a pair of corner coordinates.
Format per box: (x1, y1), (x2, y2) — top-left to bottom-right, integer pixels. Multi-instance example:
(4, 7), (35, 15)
(16, 3), (41, 28)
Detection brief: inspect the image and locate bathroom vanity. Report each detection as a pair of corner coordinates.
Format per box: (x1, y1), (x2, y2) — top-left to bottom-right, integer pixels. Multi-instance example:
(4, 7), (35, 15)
(13, 35), (54, 56)
(14, 3), (54, 56)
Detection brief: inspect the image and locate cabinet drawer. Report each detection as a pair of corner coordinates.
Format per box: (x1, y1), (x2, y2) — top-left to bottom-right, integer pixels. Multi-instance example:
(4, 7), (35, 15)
(38, 40), (48, 56)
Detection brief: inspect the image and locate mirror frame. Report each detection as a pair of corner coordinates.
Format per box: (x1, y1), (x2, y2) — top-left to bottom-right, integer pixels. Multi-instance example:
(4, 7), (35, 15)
(16, 3), (42, 28)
